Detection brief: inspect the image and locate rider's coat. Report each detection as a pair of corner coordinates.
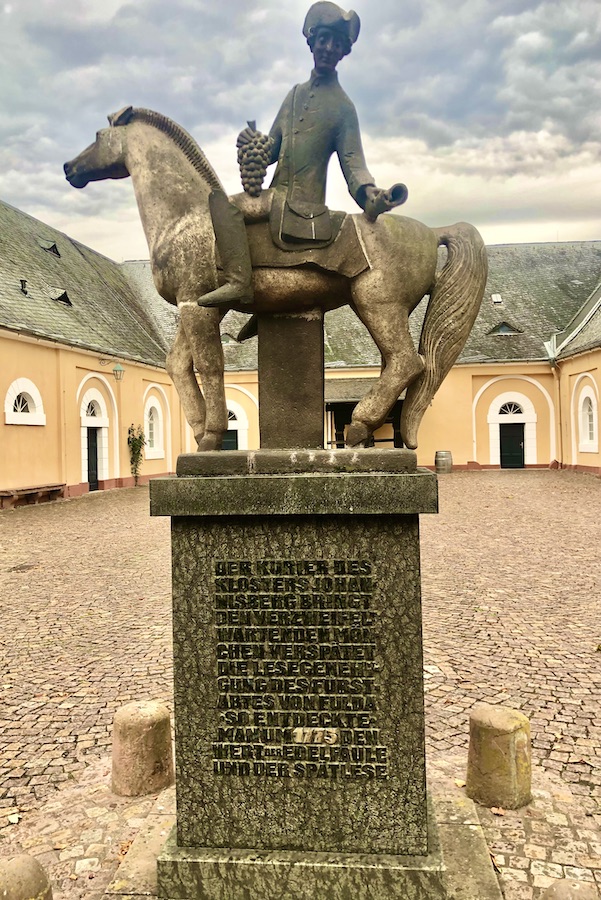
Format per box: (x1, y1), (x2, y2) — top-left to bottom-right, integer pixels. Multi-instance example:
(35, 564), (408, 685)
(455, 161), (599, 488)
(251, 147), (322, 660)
(268, 69), (375, 245)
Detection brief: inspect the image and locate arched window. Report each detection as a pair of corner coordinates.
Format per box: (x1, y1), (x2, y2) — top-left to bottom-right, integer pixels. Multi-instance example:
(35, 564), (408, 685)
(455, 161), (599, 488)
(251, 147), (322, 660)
(4, 378), (46, 426)
(86, 400), (100, 417)
(147, 406), (157, 448)
(583, 398), (594, 442)
(499, 402), (523, 415)
(13, 393), (31, 413)
(144, 398), (164, 459)
(578, 387), (598, 453)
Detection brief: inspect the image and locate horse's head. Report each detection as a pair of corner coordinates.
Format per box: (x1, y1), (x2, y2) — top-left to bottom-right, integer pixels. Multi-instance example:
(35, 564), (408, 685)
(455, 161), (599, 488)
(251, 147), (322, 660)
(64, 107), (133, 189)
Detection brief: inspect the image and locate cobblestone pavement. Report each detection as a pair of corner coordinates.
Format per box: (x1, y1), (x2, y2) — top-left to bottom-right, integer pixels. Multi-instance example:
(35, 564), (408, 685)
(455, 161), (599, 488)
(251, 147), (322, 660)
(420, 470), (601, 811)
(0, 471), (600, 898)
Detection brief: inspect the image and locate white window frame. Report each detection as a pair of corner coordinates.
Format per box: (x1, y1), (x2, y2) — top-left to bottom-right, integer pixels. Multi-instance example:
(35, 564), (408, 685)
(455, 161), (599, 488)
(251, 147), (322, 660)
(4, 377), (46, 426)
(578, 385), (598, 453)
(144, 396), (164, 460)
(487, 391), (538, 466)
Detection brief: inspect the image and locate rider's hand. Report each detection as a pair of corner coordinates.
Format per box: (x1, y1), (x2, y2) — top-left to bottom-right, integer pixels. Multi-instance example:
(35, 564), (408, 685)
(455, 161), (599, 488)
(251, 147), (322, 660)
(363, 185), (384, 206)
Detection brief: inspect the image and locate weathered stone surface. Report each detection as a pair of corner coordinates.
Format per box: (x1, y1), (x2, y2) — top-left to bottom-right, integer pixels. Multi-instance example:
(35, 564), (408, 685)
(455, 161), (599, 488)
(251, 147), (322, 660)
(258, 311), (324, 449)
(434, 796), (503, 899)
(111, 701), (175, 798)
(169, 508), (428, 854)
(437, 810), (503, 899)
(177, 451), (250, 477)
(157, 823), (446, 900)
(105, 812), (175, 896)
(540, 882), (600, 899)
(151, 470), (438, 518)
(176, 448), (418, 477)
(0, 853), (53, 900)
(466, 703), (532, 809)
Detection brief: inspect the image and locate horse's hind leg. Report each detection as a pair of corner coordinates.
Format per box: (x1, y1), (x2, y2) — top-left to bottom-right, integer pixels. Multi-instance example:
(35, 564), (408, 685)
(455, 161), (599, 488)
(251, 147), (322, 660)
(166, 323), (206, 447)
(347, 279), (425, 447)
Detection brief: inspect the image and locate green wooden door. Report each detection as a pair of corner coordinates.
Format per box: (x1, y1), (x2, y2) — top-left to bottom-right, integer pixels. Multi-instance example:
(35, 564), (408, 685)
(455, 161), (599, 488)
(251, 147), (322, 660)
(87, 427), (99, 490)
(500, 423), (524, 468)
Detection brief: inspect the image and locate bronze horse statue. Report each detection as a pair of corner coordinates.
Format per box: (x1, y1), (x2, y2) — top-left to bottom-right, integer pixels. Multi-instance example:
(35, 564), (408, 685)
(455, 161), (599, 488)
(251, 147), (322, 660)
(64, 107), (487, 450)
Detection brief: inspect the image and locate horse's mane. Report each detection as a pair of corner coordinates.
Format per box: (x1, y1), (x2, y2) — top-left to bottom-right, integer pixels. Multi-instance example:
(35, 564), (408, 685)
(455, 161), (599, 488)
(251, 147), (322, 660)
(131, 108), (223, 192)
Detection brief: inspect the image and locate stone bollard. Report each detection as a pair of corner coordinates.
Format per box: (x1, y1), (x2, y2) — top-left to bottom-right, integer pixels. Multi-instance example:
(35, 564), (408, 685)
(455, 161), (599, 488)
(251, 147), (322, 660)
(540, 882), (600, 899)
(111, 700), (174, 797)
(0, 854), (53, 900)
(466, 703), (532, 809)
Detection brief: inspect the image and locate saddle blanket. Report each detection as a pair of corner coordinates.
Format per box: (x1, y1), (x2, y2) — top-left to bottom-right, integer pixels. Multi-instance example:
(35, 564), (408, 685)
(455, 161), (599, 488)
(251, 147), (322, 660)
(240, 215), (370, 280)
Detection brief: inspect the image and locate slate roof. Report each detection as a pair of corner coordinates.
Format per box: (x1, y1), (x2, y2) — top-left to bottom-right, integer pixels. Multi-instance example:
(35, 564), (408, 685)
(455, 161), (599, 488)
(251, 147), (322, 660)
(460, 242), (601, 363)
(0, 200), (169, 366)
(560, 301), (601, 358)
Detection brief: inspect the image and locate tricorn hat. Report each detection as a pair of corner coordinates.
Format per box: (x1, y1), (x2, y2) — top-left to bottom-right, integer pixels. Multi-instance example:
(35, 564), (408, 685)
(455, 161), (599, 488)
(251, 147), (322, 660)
(303, 2), (361, 48)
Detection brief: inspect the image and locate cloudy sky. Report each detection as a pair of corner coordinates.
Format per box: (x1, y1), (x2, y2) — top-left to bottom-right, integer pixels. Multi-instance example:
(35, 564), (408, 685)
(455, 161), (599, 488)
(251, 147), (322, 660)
(1, 0), (600, 261)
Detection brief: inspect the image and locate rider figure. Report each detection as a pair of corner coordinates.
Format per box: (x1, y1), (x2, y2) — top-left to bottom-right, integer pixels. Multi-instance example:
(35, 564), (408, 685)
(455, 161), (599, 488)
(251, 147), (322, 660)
(198, 2), (394, 309)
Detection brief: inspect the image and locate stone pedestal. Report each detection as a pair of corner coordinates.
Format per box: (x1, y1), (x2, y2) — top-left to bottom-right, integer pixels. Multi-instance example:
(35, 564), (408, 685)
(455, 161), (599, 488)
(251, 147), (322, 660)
(150, 450), (443, 899)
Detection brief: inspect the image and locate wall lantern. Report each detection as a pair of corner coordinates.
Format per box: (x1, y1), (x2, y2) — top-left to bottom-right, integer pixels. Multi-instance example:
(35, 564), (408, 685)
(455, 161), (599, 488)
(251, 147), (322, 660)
(112, 363), (125, 382)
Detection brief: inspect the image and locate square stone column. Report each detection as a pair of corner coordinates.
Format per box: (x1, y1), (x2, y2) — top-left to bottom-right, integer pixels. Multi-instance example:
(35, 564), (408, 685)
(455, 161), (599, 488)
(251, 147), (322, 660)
(257, 310), (325, 449)
(151, 450), (444, 899)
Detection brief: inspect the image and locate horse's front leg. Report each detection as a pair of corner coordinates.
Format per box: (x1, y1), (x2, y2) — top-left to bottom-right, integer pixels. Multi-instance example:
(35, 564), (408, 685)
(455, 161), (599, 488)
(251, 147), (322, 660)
(177, 301), (227, 451)
(166, 323), (206, 448)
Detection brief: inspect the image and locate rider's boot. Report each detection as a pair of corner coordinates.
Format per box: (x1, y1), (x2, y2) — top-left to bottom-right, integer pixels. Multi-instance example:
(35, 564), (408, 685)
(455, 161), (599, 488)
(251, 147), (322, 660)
(198, 189), (254, 308)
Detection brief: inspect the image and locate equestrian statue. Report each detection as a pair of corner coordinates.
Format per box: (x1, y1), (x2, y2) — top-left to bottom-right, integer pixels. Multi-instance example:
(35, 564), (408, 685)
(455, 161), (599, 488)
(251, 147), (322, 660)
(64, 2), (487, 451)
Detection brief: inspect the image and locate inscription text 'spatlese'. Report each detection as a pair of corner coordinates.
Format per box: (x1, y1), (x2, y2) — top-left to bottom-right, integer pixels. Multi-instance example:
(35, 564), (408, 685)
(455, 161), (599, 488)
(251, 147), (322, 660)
(212, 559), (388, 779)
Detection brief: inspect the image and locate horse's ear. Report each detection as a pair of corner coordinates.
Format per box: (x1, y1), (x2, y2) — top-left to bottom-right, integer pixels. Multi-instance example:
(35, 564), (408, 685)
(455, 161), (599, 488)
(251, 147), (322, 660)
(108, 106), (134, 127)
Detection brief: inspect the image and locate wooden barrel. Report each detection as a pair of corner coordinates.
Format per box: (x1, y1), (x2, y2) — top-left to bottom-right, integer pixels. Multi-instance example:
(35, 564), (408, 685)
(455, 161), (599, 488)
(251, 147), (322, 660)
(435, 450), (453, 474)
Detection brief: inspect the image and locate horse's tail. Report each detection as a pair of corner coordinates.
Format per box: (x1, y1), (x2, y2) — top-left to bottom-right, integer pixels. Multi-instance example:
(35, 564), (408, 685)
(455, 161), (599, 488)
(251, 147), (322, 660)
(401, 222), (488, 449)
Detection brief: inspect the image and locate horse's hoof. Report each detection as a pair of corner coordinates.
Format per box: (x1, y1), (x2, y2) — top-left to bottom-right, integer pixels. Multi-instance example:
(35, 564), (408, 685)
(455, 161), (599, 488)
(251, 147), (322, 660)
(346, 422), (370, 447)
(196, 431), (224, 451)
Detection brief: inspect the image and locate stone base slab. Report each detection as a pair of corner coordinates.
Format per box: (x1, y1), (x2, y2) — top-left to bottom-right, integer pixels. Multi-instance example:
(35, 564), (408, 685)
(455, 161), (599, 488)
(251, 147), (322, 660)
(151, 467), (437, 518)
(176, 449), (418, 477)
(156, 825), (446, 900)
(104, 793), (502, 900)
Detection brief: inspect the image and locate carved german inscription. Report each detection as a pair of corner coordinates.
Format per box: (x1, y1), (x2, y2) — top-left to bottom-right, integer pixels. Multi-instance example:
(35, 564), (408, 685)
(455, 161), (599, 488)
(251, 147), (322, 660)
(212, 559), (388, 779)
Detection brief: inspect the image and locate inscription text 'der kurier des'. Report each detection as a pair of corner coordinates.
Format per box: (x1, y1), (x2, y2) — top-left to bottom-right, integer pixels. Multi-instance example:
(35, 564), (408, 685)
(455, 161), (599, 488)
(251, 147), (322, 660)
(212, 559), (388, 780)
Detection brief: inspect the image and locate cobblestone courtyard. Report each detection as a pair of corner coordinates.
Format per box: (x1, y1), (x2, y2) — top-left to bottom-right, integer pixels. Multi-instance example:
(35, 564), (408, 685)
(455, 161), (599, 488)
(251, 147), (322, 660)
(1, 470), (600, 898)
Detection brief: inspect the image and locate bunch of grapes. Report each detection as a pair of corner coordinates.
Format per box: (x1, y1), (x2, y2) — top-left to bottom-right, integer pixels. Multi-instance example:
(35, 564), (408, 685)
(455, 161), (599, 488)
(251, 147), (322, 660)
(237, 120), (273, 197)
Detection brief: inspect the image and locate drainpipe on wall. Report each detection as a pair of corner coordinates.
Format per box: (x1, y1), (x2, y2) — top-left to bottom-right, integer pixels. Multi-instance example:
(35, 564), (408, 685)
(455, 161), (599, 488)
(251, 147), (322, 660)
(550, 358), (564, 468)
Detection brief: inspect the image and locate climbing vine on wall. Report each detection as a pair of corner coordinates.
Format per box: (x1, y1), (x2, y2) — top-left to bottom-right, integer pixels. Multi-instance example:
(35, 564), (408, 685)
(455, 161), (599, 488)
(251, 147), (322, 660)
(127, 424), (146, 485)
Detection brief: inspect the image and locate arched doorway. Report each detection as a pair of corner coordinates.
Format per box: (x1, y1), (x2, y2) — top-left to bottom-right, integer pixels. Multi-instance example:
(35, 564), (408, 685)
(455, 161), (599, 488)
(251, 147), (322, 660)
(487, 392), (537, 467)
(79, 387), (110, 490)
(86, 400), (100, 490)
(499, 403), (524, 468)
